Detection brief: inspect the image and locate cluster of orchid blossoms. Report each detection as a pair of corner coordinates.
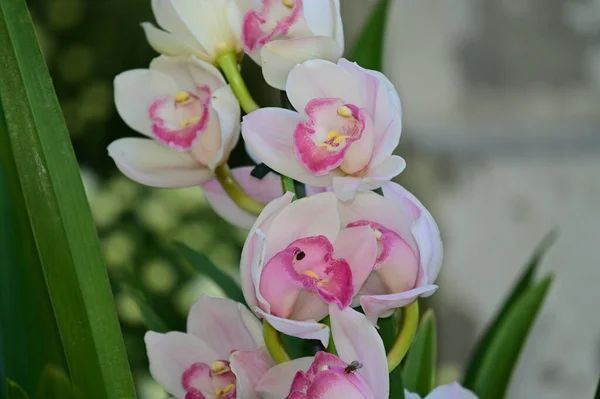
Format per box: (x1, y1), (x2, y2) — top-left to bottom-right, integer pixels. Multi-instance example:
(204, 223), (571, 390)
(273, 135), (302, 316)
(108, 0), (477, 398)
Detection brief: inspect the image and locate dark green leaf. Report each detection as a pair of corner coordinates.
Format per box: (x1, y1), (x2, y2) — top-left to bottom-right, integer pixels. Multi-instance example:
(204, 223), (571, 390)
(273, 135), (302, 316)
(403, 310), (437, 397)
(389, 364), (406, 399)
(595, 374), (600, 399)
(463, 231), (556, 387)
(36, 366), (77, 399)
(471, 276), (553, 399)
(0, 1), (136, 397)
(175, 243), (246, 304)
(6, 380), (29, 399)
(378, 312), (398, 353)
(120, 286), (169, 333)
(350, 0), (392, 71)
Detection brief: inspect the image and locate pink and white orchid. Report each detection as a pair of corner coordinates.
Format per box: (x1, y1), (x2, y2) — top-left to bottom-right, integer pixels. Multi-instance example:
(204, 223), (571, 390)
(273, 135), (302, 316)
(109, 55), (240, 188)
(240, 191), (378, 345)
(256, 305), (389, 399)
(231, 0), (344, 89)
(145, 296), (273, 399)
(339, 182), (443, 324)
(142, 0), (242, 64)
(242, 58), (405, 201)
(405, 383), (478, 399)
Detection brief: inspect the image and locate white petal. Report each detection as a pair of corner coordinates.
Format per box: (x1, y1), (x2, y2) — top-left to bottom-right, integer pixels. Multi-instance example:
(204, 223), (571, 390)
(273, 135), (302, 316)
(114, 68), (177, 137)
(230, 348), (275, 399)
(426, 382), (478, 399)
(149, 55), (225, 93)
(256, 357), (314, 399)
(108, 138), (212, 188)
(141, 22), (204, 58)
(256, 308), (330, 347)
(151, 0), (206, 49)
(303, 0), (335, 37)
(261, 36), (342, 90)
(360, 285), (438, 324)
(332, 0), (344, 52)
(405, 391), (423, 399)
(205, 85), (241, 169)
(286, 59), (362, 115)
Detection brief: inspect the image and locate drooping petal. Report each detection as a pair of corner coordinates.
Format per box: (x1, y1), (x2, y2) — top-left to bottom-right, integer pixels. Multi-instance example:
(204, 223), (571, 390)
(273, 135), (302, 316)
(286, 59), (362, 116)
(141, 22), (203, 58)
(329, 306), (388, 399)
(150, 0), (206, 48)
(256, 357), (314, 399)
(332, 225), (378, 293)
(426, 382), (478, 399)
(187, 296), (264, 358)
(150, 55), (225, 92)
(230, 348), (275, 399)
(202, 166), (283, 229)
(331, 0), (344, 52)
(302, 0), (335, 37)
(242, 108), (334, 187)
(256, 308), (330, 347)
(145, 331), (220, 397)
(360, 285), (438, 324)
(261, 36), (342, 90)
(108, 138), (212, 188)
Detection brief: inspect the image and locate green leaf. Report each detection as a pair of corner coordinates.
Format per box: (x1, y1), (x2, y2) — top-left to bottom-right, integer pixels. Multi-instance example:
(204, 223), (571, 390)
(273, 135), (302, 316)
(120, 286), (169, 333)
(0, 1), (136, 398)
(471, 276), (553, 399)
(389, 364), (406, 399)
(6, 380), (29, 399)
(463, 231), (556, 387)
(175, 243), (245, 304)
(350, 0), (392, 71)
(36, 366), (77, 399)
(403, 310), (437, 397)
(378, 312), (398, 353)
(595, 375), (600, 399)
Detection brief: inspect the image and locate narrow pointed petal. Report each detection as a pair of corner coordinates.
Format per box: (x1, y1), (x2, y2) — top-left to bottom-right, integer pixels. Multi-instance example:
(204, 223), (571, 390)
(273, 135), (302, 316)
(108, 138), (212, 188)
(302, 0), (335, 37)
(145, 331), (220, 397)
(331, 0), (344, 52)
(230, 348), (275, 399)
(242, 108), (333, 187)
(426, 382), (478, 399)
(261, 36), (342, 90)
(151, 0), (205, 47)
(332, 225), (378, 293)
(360, 285), (438, 324)
(187, 296), (264, 358)
(202, 166), (283, 229)
(256, 308), (330, 347)
(256, 358), (314, 399)
(329, 306), (388, 399)
(141, 22), (202, 57)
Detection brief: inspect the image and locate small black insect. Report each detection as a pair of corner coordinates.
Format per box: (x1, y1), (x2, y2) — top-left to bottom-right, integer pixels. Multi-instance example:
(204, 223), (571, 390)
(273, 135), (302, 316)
(344, 361), (363, 374)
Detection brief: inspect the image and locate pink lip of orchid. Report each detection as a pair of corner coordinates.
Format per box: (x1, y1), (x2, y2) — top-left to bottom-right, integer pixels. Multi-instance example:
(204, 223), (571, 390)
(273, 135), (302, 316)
(242, 58), (405, 200)
(405, 383), (478, 399)
(145, 295), (274, 399)
(232, 0), (344, 89)
(108, 55), (240, 188)
(338, 181), (443, 324)
(256, 305), (389, 399)
(240, 191), (378, 346)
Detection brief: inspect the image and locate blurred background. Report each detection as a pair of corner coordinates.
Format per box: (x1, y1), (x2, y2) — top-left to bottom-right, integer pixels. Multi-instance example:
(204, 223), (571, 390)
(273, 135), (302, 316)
(26, 0), (600, 397)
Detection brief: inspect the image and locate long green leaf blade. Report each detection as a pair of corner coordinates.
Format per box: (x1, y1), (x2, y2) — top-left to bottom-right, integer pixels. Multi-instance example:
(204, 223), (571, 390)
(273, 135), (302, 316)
(0, 1), (135, 397)
(121, 286), (169, 333)
(471, 276), (553, 398)
(350, 0), (392, 71)
(463, 231), (556, 386)
(389, 363), (406, 399)
(36, 366), (77, 399)
(175, 243), (245, 304)
(6, 380), (29, 399)
(403, 310), (437, 397)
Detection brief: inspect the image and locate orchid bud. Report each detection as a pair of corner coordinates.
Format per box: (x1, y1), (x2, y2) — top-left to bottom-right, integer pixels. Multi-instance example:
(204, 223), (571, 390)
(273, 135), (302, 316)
(242, 59), (405, 201)
(108, 55), (240, 188)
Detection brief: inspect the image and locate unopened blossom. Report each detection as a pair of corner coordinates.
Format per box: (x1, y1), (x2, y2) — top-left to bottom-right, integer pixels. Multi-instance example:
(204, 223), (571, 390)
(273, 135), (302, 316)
(405, 383), (478, 399)
(242, 58), (404, 200)
(109, 55), (240, 188)
(142, 0), (243, 63)
(339, 182), (443, 323)
(231, 0), (344, 89)
(257, 306), (389, 399)
(145, 296), (273, 399)
(240, 192), (378, 345)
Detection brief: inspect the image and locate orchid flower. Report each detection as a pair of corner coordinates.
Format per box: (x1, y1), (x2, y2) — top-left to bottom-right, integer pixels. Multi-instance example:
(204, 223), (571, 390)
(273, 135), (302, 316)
(240, 192), (378, 345)
(109, 55), (240, 188)
(257, 306), (389, 399)
(339, 182), (443, 324)
(141, 0), (242, 64)
(145, 296), (273, 399)
(405, 383), (478, 399)
(230, 0), (344, 89)
(242, 58), (404, 201)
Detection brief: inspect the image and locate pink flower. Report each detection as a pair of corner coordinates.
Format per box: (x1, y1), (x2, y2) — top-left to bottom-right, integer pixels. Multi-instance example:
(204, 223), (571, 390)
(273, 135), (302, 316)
(257, 306), (389, 399)
(240, 192), (378, 345)
(145, 296), (273, 399)
(109, 55), (240, 188)
(405, 383), (478, 399)
(232, 0), (344, 89)
(242, 58), (404, 200)
(339, 182), (443, 324)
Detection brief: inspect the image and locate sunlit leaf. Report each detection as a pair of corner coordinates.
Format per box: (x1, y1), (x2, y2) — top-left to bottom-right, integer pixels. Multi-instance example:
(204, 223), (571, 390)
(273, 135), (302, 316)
(403, 310), (436, 397)
(349, 0), (392, 71)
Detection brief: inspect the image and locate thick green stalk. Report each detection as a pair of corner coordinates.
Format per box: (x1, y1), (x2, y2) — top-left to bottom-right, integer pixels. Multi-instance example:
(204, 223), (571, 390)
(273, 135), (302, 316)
(387, 301), (420, 372)
(263, 321), (290, 365)
(214, 164), (265, 216)
(217, 53), (259, 114)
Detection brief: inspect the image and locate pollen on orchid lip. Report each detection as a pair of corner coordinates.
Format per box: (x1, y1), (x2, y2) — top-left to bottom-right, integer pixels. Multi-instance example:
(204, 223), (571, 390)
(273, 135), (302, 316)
(302, 270), (320, 280)
(223, 384), (235, 394)
(175, 91), (191, 103)
(282, 0), (294, 8)
(180, 116), (201, 127)
(337, 105), (353, 118)
(210, 360), (230, 374)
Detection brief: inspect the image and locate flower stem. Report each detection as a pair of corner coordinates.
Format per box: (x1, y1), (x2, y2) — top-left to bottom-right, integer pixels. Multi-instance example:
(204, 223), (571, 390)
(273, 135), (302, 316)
(387, 301), (419, 373)
(263, 320), (290, 365)
(322, 316), (338, 355)
(281, 175), (297, 198)
(217, 52), (259, 114)
(214, 164), (265, 216)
